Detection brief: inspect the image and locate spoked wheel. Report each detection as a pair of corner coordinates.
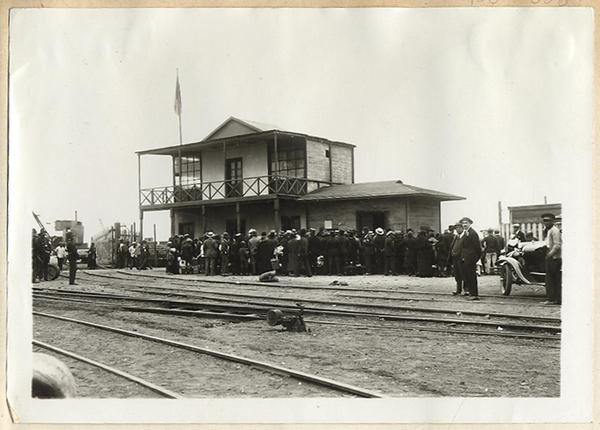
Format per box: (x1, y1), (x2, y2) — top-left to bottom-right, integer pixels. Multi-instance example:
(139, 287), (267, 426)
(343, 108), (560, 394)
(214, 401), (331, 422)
(47, 265), (59, 281)
(500, 264), (513, 296)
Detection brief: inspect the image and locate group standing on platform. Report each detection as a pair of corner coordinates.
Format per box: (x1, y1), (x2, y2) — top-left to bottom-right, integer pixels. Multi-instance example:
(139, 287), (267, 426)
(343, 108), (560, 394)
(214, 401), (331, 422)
(30, 213), (562, 305)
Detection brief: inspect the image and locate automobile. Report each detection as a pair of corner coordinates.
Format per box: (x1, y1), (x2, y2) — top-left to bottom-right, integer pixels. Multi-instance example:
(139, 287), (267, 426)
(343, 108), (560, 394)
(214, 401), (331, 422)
(497, 239), (547, 295)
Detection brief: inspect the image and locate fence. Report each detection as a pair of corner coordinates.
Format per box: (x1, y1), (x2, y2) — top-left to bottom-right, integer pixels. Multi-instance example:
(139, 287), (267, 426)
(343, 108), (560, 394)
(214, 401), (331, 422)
(500, 222), (546, 243)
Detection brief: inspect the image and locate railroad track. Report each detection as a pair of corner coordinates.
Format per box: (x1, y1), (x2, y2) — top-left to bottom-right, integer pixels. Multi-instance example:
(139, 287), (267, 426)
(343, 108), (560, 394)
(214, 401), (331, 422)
(33, 287), (561, 337)
(33, 340), (183, 398)
(33, 294), (560, 342)
(34, 311), (384, 398)
(112, 269), (545, 301)
(75, 271), (559, 324)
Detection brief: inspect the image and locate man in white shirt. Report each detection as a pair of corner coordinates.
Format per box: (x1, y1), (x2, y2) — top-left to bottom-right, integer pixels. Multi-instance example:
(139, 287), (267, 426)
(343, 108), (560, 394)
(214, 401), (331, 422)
(54, 243), (67, 271)
(541, 213), (562, 305)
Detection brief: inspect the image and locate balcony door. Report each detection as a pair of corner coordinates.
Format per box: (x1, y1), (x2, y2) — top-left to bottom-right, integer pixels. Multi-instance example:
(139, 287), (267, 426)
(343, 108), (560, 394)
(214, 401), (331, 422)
(225, 158), (243, 198)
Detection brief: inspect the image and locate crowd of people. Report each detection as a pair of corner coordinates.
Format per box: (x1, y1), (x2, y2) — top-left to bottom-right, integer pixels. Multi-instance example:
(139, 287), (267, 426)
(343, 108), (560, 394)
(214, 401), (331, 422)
(31, 213), (561, 304)
(115, 240), (152, 270)
(161, 220), (504, 280)
(31, 228), (83, 285)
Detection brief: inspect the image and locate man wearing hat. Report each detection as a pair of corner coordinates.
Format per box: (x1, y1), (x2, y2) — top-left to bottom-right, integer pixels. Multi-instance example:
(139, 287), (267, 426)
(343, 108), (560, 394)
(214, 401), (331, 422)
(511, 223), (526, 242)
(459, 217), (481, 300)
(373, 227), (386, 274)
(449, 222), (465, 295)
(542, 213), (562, 305)
(481, 228), (500, 275)
(202, 232), (218, 276)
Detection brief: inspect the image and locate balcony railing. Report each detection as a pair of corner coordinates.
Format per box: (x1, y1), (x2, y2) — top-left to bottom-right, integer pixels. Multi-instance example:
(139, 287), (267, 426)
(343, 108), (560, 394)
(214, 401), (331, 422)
(140, 175), (331, 207)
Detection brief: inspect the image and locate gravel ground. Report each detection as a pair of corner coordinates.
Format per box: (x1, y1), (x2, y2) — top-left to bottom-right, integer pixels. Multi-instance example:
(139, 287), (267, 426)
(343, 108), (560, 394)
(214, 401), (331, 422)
(32, 270), (561, 398)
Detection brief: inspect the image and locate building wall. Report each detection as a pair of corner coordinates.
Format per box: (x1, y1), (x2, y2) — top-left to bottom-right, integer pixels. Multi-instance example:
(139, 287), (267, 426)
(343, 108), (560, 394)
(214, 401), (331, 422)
(306, 139), (330, 183)
(330, 145), (353, 184)
(173, 201), (283, 237)
(172, 196), (442, 237)
(200, 141), (269, 186)
(408, 198), (441, 232)
(508, 203), (562, 224)
(305, 197), (441, 232)
(306, 198), (408, 231)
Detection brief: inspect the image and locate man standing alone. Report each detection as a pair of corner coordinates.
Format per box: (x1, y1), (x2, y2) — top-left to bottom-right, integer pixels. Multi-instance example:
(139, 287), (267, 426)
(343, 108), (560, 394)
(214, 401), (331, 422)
(66, 237), (79, 285)
(449, 222), (465, 295)
(460, 217), (482, 300)
(542, 213), (562, 305)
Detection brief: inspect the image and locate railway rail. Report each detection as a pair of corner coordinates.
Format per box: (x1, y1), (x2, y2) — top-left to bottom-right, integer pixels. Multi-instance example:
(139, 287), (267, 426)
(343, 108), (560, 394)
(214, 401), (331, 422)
(74, 271), (559, 323)
(34, 311), (385, 398)
(33, 340), (183, 398)
(34, 286), (561, 338)
(111, 269), (546, 301)
(33, 294), (560, 341)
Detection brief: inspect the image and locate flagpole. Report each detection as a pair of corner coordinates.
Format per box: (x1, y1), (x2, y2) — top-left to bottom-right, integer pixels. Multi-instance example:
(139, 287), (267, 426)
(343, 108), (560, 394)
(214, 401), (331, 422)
(176, 68), (182, 189)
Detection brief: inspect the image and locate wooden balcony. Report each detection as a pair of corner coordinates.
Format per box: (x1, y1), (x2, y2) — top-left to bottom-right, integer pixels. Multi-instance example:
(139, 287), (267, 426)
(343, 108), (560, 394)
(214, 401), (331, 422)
(140, 175), (332, 209)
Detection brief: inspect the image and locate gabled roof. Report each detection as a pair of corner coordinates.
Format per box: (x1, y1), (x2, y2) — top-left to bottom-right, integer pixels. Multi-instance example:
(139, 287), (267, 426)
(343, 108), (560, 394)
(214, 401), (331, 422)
(203, 116), (280, 141)
(136, 116), (355, 156)
(298, 180), (464, 202)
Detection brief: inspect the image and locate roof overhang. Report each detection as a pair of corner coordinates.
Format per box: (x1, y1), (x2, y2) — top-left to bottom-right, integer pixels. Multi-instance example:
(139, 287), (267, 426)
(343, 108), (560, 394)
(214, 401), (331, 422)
(136, 130), (355, 157)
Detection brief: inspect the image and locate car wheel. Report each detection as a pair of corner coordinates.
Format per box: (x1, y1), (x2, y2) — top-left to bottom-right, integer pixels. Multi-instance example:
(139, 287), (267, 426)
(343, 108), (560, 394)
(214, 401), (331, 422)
(47, 265), (59, 281)
(501, 264), (512, 296)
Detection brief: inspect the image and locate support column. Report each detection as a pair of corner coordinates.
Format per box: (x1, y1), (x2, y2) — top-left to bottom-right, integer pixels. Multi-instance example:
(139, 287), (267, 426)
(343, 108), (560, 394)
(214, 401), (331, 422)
(137, 154), (144, 241)
(170, 209), (175, 237)
(405, 198), (411, 232)
(328, 142), (333, 183)
(235, 202), (241, 233)
(273, 132), (279, 176)
(274, 198), (281, 232)
(201, 205), (206, 233)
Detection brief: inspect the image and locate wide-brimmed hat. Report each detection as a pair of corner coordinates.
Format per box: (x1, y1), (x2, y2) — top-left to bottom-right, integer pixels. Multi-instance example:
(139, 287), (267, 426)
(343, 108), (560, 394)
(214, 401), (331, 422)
(459, 217), (473, 224)
(207, 232), (214, 238)
(541, 213), (556, 221)
(386, 230), (394, 236)
(512, 223), (521, 228)
(375, 228), (384, 235)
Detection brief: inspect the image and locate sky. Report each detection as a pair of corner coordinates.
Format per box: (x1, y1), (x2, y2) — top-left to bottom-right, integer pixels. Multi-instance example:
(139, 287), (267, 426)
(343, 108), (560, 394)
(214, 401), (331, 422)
(8, 7), (593, 241)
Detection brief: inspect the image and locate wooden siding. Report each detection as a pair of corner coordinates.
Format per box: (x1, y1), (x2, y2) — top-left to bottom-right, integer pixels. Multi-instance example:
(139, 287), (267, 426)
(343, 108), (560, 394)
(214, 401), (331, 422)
(330, 144), (353, 184)
(306, 139), (330, 185)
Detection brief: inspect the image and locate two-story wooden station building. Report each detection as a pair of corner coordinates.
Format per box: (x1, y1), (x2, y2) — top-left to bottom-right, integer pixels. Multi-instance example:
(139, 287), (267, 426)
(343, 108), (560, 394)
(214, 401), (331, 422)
(136, 117), (464, 238)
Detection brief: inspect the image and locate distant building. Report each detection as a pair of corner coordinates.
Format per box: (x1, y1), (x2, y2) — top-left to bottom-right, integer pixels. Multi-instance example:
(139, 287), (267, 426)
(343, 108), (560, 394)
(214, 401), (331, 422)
(54, 220), (84, 244)
(508, 203), (562, 224)
(136, 117), (464, 237)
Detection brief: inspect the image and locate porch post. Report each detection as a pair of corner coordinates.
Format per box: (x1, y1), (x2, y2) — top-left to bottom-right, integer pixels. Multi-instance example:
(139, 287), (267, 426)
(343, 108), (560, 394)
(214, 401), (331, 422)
(201, 205), (207, 233)
(405, 198), (411, 232)
(235, 202), (241, 233)
(328, 142), (333, 183)
(137, 154), (144, 241)
(274, 198), (281, 232)
(273, 132), (279, 177)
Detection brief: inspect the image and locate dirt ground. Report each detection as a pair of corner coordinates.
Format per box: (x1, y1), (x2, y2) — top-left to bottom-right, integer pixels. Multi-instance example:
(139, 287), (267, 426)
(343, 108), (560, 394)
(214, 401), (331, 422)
(32, 269), (560, 398)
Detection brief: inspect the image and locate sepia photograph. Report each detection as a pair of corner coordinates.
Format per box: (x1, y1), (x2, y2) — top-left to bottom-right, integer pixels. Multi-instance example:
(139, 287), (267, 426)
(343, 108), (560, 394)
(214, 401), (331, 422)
(5, 5), (594, 424)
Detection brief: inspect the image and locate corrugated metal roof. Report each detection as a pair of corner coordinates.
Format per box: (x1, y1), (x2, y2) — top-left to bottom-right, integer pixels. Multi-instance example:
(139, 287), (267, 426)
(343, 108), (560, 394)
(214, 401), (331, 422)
(299, 180), (464, 202)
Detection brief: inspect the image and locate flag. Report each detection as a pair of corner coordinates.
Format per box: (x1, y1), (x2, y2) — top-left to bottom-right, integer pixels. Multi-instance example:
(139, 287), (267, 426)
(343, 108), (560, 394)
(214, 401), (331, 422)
(174, 73), (182, 116)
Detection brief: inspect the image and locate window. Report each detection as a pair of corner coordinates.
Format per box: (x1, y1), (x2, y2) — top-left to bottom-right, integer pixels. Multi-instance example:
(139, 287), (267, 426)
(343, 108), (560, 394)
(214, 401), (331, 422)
(174, 155), (201, 186)
(325, 149), (330, 158)
(271, 149), (305, 178)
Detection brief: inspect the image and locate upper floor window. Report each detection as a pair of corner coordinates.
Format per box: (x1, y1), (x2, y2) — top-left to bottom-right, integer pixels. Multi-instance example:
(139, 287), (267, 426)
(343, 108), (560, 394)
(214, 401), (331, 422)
(271, 149), (305, 178)
(174, 155), (201, 186)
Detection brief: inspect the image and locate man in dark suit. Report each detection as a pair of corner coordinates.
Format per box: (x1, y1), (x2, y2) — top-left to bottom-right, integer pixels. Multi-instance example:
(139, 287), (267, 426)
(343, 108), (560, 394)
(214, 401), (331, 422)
(66, 237), (79, 285)
(459, 217), (482, 300)
(448, 222), (465, 295)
